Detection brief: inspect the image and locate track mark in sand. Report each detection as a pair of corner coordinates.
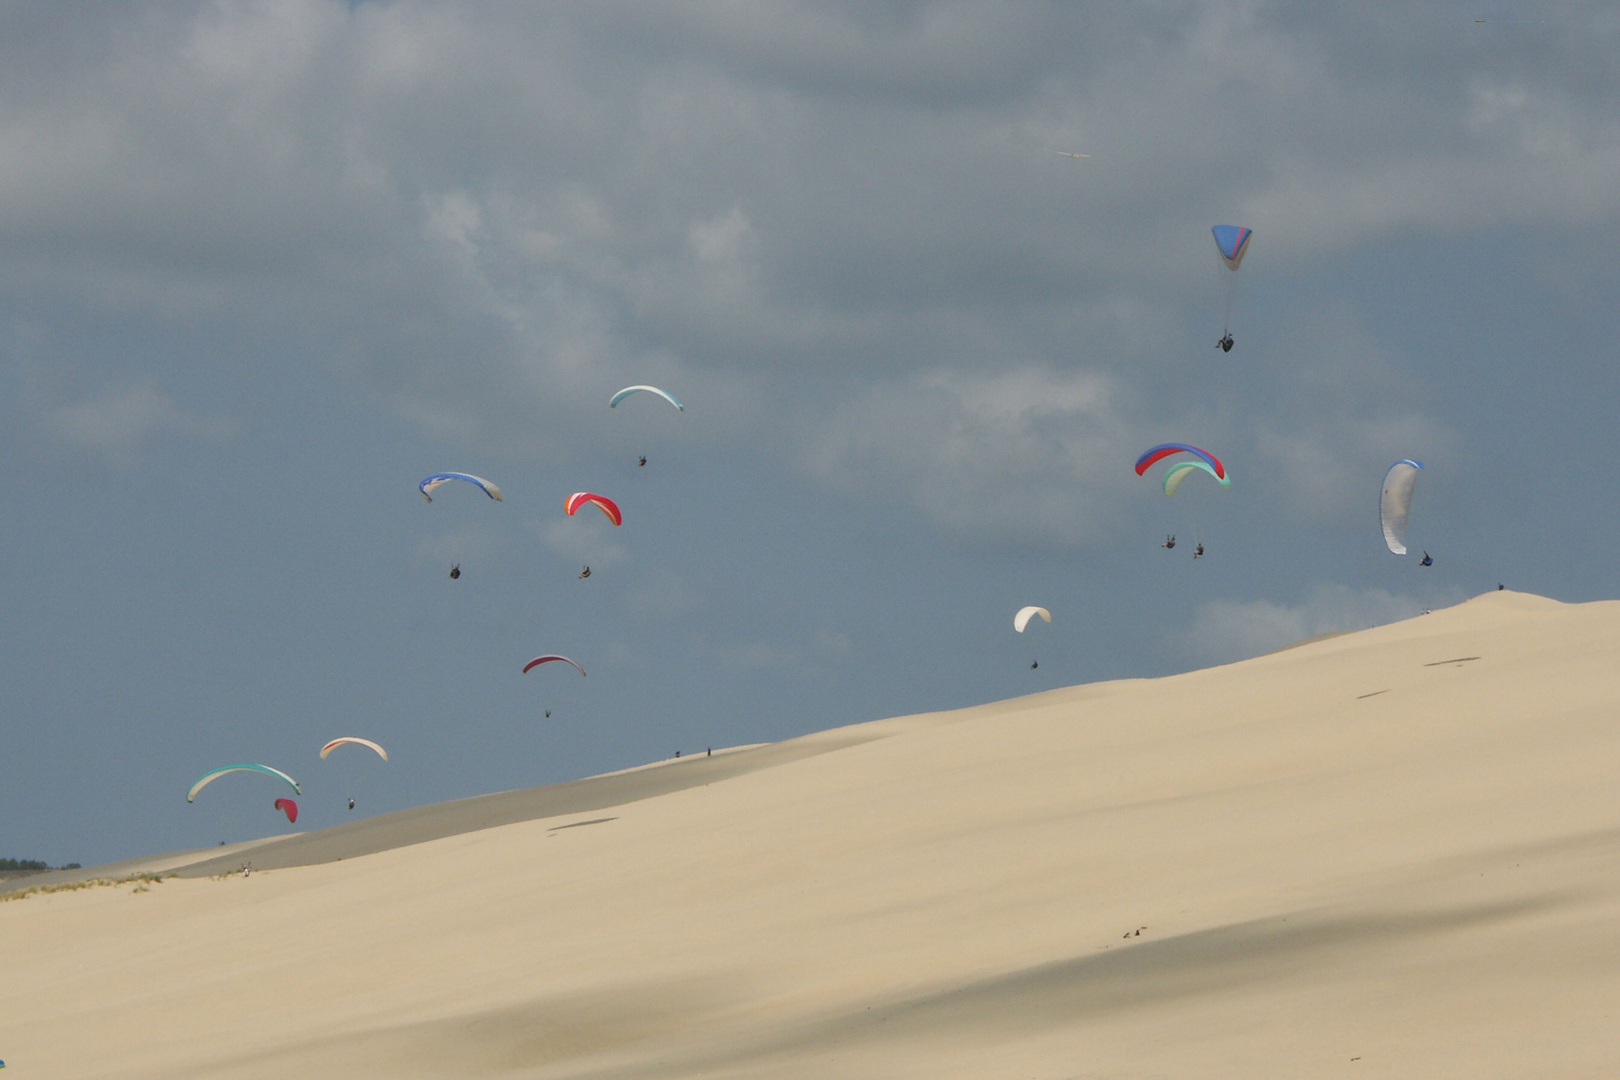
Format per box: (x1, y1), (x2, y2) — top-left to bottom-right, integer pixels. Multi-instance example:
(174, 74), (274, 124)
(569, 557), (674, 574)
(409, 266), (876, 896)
(550, 817), (617, 831)
(1356, 689), (1389, 699)
(1424, 656), (1481, 667)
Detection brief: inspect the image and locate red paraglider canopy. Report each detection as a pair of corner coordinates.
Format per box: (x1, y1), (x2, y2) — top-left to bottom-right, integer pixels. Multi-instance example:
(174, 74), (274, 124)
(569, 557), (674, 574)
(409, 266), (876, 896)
(523, 654), (587, 677)
(274, 797), (298, 824)
(564, 491), (622, 525)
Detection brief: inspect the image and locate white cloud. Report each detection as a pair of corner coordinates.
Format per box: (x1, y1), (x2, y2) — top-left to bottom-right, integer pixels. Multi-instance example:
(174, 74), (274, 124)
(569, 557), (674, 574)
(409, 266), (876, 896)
(620, 568), (698, 623)
(539, 518), (626, 569)
(43, 385), (234, 465)
(414, 523), (503, 571)
(800, 365), (1135, 546)
(1177, 583), (1443, 666)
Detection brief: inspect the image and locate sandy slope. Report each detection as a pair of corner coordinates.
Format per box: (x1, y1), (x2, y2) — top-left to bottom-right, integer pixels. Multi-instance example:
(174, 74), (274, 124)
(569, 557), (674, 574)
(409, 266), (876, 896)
(3, 590), (1617, 1078)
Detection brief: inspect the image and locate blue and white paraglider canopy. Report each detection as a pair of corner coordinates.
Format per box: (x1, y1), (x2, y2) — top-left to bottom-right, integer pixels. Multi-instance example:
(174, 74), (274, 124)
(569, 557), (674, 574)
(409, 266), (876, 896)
(419, 472), (504, 502)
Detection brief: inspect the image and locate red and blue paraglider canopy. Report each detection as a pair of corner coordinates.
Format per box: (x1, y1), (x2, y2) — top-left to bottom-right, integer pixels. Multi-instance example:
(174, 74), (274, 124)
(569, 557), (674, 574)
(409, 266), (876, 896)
(1212, 225), (1252, 270)
(1134, 443), (1226, 480)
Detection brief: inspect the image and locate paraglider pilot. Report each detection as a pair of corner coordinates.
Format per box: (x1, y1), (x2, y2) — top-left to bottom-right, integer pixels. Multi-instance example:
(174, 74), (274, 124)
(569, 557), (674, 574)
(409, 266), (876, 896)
(1193, 542), (1204, 559)
(348, 798), (355, 811)
(579, 565), (591, 579)
(1216, 333), (1234, 352)
(1161, 535), (1176, 550)
(449, 564), (460, 580)
(638, 456), (647, 467)
(1420, 552), (1433, 566)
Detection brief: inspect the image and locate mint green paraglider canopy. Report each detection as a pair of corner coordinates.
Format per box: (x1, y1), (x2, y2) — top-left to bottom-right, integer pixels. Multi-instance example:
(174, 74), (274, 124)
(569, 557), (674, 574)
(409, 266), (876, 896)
(609, 385), (684, 412)
(1162, 460), (1232, 496)
(187, 763), (301, 803)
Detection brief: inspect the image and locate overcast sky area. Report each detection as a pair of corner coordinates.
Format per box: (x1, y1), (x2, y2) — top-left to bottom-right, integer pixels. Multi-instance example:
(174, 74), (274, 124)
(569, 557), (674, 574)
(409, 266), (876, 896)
(4, 0), (1615, 866)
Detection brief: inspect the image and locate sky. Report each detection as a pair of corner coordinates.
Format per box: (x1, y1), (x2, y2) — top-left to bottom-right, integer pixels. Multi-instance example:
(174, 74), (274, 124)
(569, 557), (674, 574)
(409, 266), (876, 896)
(3, 0), (1616, 867)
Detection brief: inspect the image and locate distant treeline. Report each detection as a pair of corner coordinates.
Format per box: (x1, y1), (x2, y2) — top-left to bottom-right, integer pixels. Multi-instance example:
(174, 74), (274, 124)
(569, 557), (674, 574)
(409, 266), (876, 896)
(0, 858), (81, 872)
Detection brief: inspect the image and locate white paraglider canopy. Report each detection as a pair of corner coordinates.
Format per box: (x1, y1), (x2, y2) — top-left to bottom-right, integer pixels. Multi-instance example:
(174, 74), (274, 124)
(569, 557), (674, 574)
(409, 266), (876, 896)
(1380, 460), (1424, 555)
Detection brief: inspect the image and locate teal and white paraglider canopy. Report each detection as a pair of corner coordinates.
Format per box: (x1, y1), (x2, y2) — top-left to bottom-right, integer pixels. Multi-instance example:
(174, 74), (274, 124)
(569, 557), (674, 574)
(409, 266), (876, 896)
(187, 763), (301, 803)
(1380, 460), (1424, 555)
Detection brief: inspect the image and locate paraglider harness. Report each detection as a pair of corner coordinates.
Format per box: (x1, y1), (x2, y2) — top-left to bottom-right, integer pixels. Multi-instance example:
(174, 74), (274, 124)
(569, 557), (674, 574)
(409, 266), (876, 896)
(1216, 333), (1234, 352)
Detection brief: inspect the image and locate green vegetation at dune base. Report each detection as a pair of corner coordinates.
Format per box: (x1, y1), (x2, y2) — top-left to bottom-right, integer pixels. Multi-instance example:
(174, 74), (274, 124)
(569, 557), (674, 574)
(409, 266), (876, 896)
(0, 857), (83, 879)
(2, 872), (169, 902)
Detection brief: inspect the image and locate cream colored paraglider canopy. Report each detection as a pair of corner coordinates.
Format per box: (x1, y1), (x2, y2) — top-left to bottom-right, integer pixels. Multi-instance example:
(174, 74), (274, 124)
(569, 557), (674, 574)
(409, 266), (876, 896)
(319, 737), (389, 762)
(1014, 606), (1052, 634)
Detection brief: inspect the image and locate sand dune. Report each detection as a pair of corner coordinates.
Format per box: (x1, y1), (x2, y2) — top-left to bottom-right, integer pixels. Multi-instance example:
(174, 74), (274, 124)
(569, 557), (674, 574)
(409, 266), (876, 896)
(4, 590), (1618, 1078)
